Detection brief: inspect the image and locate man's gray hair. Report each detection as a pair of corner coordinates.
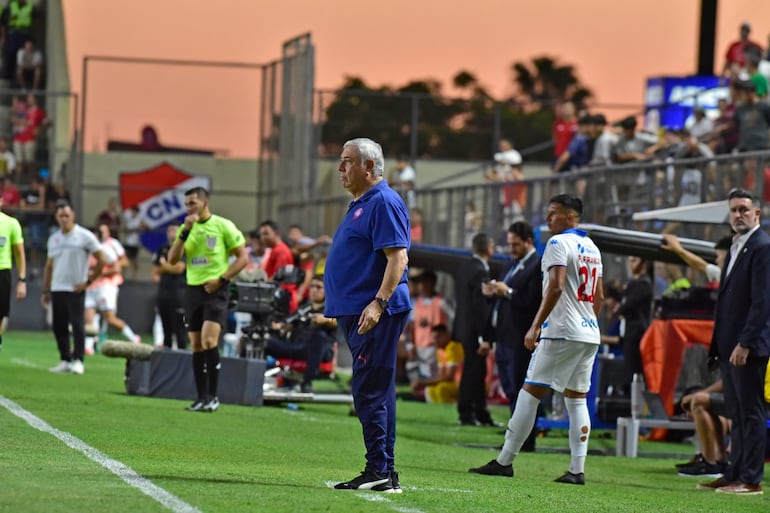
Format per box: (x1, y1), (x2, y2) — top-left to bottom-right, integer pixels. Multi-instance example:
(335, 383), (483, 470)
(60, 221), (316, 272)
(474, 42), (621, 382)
(344, 138), (385, 177)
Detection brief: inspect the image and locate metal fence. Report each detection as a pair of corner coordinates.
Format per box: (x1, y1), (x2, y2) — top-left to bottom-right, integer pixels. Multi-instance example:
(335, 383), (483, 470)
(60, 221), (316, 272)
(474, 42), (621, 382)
(409, 151), (770, 249)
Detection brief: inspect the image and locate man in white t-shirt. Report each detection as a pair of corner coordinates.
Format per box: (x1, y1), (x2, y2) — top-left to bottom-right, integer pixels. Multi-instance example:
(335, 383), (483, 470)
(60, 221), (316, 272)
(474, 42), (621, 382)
(470, 194), (603, 485)
(84, 224), (141, 354)
(41, 201), (106, 375)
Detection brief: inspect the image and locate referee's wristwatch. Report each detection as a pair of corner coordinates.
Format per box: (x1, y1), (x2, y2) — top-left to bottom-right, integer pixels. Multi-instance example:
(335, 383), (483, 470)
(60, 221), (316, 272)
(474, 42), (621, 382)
(219, 276), (230, 286)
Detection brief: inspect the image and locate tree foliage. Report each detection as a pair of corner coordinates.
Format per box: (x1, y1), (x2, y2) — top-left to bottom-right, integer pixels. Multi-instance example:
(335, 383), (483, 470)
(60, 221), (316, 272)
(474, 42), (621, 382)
(320, 55), (592, 161)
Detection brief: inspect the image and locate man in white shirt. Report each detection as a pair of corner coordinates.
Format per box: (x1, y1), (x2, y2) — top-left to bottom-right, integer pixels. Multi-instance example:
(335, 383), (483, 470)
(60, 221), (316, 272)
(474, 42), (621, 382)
(470, 194), (603, 485)
(42, 201), (106, 374)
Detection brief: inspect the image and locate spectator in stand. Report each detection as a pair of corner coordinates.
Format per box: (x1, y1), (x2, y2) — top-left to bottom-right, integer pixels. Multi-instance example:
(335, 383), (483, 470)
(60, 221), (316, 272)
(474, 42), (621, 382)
(96, 197), (121, 242)
(410, 324), (463, 403)
(552, 101), (577, 164)
(733, 78), (770, 152)
(611, 116), (657, 164)
(259, 219), (298, 313)
(588, 114), (618, 167)
(707, 97), (739, 155)
(13, 94), (46, 178)
(552, 115), (592, 174)
(686, 107), (715, 141)
(723, 22), (763, 78)
(464, 200), (483, 250)
(745, 49), (769, 100)
(485, 140), (525, 226)
(122, 206), (145, 280)
(0, 137), (17, 179)
(410, 208), (424, 244)
(3, 0), (35, 83)
(388, 157), (416, 210)
(16, 37), (42, 91)
(0, 176), (21, 209)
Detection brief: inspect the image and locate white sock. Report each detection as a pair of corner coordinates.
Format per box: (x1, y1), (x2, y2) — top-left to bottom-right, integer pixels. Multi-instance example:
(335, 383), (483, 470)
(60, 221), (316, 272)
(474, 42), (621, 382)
(122, 325), (137, 340)
(85, 337), (95, 352)
(565, 396), (590, 474)
(497, 389), (540, 466)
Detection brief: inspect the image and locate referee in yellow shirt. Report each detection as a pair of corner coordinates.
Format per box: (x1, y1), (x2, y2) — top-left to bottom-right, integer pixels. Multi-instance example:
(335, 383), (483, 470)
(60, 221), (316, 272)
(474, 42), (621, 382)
(168, 187), (247, 412)
(0, 194), (26, 351)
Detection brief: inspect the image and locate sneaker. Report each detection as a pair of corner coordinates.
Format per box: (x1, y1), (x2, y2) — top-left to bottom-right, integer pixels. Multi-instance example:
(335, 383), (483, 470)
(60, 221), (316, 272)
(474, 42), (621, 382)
(202, 396), (220, 412)
(677, 459), (723, 478)
(554, 471), (585, 485)
(334, 470), (390, 490)
(69, 360), (84, 375)
(371, 471), (402, 494)
(715, 482), (763, 495)
(49, 361), (72, 373)
(468, 459), (513, 477)
(186, 399), (207, 412)
(697, 476), (735, 490)
(675, 453), (703, 469)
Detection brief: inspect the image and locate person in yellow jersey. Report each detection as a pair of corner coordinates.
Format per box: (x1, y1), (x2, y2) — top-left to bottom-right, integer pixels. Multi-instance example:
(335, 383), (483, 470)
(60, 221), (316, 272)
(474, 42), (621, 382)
(168, 187), (247, 412)
(410, 324), (463, 403)
(0, 193), (26, 351)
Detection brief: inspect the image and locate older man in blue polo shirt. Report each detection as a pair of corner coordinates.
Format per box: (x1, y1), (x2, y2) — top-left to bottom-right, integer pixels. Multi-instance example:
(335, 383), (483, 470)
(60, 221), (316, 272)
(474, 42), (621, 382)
(325, 138), (411, 493)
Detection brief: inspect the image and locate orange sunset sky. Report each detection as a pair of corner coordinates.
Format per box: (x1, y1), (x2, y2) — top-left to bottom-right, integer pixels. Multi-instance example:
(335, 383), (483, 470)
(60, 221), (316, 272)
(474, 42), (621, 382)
(62, 0), (770, 157)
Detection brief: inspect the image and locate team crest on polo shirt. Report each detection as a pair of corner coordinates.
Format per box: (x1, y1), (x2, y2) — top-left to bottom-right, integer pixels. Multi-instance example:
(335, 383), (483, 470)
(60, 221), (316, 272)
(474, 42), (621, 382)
(0, 236), (5, 247)
(353, 207), (364, 220)
(206, 236), (217, 249)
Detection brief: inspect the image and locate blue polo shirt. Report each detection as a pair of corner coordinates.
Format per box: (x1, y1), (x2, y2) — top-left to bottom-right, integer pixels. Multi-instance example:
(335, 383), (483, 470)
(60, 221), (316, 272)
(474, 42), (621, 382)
(325, 180), (411, 317)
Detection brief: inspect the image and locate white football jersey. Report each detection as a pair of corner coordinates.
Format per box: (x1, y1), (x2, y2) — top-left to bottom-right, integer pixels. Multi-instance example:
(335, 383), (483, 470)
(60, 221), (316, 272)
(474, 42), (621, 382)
(539, 229), (602, 344)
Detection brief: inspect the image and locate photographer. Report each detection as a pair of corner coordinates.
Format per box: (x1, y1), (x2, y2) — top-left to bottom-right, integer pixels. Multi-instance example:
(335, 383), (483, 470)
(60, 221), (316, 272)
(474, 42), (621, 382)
(265, 274), (336, 393)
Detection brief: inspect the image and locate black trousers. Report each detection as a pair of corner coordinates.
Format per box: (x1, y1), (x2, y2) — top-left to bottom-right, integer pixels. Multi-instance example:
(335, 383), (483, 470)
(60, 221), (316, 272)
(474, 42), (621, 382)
(720, 356), (769, 485)
(157, 286), (188, 349)
(457, 340), (491, 423)
(51, 291), (86, 362)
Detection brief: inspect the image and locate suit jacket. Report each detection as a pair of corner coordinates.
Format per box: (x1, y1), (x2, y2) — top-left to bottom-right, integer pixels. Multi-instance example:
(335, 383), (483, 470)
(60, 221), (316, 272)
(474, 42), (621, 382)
(453, 255), (492, 346)
(617, 274), (653, 345)
(492, 253), (542, 349)
(711, 228), (770, 359)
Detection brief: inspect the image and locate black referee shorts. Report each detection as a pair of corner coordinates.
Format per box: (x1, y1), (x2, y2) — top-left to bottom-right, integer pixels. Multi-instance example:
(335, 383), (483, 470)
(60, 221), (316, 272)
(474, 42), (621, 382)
(184, 284), (229, 332)
(0, 269), (11, 318)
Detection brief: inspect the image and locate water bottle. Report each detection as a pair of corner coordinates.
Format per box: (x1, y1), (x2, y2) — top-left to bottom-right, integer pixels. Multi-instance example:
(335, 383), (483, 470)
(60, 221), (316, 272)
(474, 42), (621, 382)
(631, 373), (645, 419)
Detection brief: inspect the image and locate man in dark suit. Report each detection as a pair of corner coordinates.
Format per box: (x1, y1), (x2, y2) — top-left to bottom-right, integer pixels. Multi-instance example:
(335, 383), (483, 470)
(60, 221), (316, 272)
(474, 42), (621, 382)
(454, 232), (496, 426)
(699, 188), (770, 495)
(482, 221), (541, 448)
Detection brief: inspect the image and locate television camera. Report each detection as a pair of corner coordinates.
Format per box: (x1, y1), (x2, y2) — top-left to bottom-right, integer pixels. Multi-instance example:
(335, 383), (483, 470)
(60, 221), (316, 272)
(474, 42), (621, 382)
(230, 265), (305, 360)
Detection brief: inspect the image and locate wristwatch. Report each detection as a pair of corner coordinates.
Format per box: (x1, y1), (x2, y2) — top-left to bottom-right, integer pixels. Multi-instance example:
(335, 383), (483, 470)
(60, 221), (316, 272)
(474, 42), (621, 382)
(374, 296), (389, 310)
(219, 276), (230, 286)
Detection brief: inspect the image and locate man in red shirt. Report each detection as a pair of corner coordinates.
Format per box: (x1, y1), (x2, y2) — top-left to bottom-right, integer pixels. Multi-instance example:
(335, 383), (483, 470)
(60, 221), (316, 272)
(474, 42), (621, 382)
(259, 220), (298, 312)
(552, 101), (576, 163)
(0, 176), (21, 209)
(724, 22), (763, 77)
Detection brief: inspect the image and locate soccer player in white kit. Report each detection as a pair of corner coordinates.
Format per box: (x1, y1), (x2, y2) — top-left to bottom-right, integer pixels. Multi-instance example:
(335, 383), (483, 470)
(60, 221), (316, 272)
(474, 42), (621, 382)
(469, 194), (603, 485)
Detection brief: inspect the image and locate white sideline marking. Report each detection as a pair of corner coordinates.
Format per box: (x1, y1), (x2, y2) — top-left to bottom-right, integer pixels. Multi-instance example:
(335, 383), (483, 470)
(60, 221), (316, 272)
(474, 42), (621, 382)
(9, 357), (43, 369)
(0, 395), (202, 513)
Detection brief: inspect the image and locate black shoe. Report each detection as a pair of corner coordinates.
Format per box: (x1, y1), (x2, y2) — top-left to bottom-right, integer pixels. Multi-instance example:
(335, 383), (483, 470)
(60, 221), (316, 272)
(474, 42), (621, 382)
(186, 399), (206, 412)
(468, 459), (513, 477)
(677, 459), (724, 478)
(675, 453), (703, 469)
(334, 470), (390, 490)
(554, 471), (585, 485)
(202, 396), (220, 412)
(300, 382), (313, 394)
(458, 418), (480, 426)
(371, 471), (401, 493)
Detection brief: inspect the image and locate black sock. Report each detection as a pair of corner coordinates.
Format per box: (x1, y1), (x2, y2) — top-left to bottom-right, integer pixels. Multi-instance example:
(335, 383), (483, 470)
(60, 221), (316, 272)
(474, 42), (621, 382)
(204, 347), (220, 398)
(192, 351), (207, 401)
